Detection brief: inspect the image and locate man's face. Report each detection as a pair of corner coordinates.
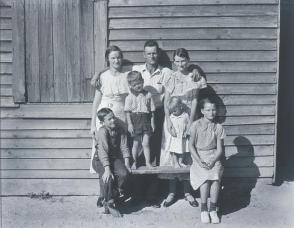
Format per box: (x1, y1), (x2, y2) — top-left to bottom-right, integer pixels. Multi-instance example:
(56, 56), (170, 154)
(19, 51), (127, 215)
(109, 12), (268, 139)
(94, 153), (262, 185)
(143, 46), (159, 66)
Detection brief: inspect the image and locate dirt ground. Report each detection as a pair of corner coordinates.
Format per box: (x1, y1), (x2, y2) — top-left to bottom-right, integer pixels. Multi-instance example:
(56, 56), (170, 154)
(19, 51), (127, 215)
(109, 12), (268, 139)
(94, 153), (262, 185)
(1, 179), (294, 228)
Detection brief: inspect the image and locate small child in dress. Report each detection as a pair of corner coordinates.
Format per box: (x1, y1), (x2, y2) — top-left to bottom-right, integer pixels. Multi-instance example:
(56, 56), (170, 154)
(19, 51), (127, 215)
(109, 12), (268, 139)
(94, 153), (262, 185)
(93, 108), (131, 217)
(166, 97), (190, 168)
(124, 71), (156, 169)
(189, 97), (226, 224)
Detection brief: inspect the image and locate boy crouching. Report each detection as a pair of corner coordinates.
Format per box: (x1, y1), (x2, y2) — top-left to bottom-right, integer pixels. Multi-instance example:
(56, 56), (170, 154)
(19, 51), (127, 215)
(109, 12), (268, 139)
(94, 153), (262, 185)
(92, 108), (131, 217)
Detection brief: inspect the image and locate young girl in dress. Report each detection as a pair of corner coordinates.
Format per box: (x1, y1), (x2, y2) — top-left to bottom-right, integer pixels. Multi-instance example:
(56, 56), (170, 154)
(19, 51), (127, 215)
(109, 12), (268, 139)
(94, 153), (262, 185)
(124, 71), (156, 169)
(166, 97), (190, 168)
(189, 97), (226, 224)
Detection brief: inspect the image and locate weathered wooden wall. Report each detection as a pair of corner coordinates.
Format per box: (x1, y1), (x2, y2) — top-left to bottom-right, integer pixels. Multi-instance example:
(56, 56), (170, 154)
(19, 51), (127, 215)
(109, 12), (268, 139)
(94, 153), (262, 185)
(0, 0), (279, 196)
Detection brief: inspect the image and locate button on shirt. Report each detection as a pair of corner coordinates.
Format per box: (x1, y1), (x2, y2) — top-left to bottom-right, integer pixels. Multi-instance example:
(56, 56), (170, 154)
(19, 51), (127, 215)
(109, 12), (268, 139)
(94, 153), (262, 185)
(132, 64), (172, 108)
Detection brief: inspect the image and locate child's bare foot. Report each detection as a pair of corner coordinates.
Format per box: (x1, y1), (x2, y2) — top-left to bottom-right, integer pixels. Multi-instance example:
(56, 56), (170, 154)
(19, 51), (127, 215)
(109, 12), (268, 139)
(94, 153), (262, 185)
(131, 162), (137, 169)
(146, 163), (155, 168)
(173, 162), (181, 168)
(179, 162), (187, 168)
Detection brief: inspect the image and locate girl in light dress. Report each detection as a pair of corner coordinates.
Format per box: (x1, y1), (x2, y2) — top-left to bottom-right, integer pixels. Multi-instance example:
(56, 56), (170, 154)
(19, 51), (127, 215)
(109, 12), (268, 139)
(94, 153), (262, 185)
(166, 97), (190, 168)
(189, 97), (226, 224)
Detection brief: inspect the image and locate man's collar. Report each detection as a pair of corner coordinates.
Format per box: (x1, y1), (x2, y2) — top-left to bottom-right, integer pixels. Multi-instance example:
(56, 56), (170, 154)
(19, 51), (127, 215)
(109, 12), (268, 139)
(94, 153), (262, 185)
(142, 63), (162, 76)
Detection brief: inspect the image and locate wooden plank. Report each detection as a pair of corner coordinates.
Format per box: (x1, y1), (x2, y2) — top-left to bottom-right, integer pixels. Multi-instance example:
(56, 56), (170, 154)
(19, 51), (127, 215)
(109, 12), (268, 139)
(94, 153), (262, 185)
(0, 18), (11, 29)
(0, 29), (12, 40)
(225, 135), (275, 146)
(39, 0), (54, 102)
(0, 6), (12, 17)
(219, 95), (276, 105)
(0, 86), (12, 96)
(0, 74), (12, 84)
(109, 5), (278, 18)
(25, 0), (40, 102)
(0, 0), (13, 7)
(0, 104), (277, 119)
(80, 0), (94, 101)
(223, 116), (275, 126)
(1, 170), (96, 179)
(109, 0), (279, 7)
(1, 135), (274, 149)
(0, 40), (11, 51)
(210, 84), (276, 95)
(1, 179), (98, 196)
(109, 17), (278, 29)
(0, 124), (275, 139)
(1, 148), (91, 159)
(1, 119), (91, 130)
(225, 145), (274, 157)
(109, 28), (278, 40)
(124, 51), (277, 62)
(94, 0), (108, 75)
(223, 167), (273, 178)
(52, 0), (68, 102)
(0, 52), (12, 61)
(0, 62), (11, 73)
(110, 40), (277, 51)
(206, 73), (277, 84)
(225, 156), (274, 167)
(0, 97), (19, 107)
(65, 0), (81, 102)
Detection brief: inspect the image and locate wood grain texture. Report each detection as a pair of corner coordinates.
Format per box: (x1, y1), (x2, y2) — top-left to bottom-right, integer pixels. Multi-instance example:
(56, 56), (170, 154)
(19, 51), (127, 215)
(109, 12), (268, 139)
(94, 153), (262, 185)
(0, 29), (12, 40)
(0, 40), (11, 51)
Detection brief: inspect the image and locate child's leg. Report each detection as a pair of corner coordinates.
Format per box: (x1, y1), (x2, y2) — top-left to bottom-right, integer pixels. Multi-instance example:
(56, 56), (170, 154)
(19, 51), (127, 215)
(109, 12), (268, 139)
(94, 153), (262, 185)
(200, 181), (211, 223)
(131, 137), (141, 169)
(172, 153), (180, 168)
(142, 133), (153, 168)
(112, 158), (130, 195)
(209, 180), (221, 223)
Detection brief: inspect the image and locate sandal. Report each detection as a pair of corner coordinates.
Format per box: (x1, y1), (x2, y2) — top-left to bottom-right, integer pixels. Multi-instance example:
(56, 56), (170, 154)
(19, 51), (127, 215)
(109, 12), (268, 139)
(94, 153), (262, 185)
(163, 193), (175, 207)
(185, 194), (198, 207)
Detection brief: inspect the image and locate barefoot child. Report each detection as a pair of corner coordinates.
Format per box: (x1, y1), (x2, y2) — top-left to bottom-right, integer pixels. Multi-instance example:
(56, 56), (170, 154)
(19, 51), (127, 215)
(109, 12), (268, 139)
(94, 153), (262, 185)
(124, 71), (156, 169)
(189, 97), (226, 224)
(93, 108), (131, 217)
(166, 97), (190, 168)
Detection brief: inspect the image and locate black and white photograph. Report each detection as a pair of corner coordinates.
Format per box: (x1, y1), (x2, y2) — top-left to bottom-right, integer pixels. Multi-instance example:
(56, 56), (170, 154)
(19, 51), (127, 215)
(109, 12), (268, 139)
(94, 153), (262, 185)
(0, 0), (293, 227)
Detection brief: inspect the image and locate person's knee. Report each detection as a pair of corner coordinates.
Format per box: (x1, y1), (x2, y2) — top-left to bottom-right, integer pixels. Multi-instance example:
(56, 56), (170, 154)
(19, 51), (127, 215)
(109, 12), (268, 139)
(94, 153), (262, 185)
(118, 168), (129, 181)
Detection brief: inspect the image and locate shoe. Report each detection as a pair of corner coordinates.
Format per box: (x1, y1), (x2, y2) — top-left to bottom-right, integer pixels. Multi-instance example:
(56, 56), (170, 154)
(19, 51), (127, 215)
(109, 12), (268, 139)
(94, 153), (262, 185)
(163, 194), (175, 207)
(185, 195), (198, 207)
(209, 211), (220, 224)
(107, 202), (122, 218)
(201, 211), (210, 224)
(97, 196), (104, 208)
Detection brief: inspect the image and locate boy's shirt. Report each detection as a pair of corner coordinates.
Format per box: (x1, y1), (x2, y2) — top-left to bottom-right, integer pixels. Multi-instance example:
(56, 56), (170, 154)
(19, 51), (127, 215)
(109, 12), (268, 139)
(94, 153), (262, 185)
(124, 90), (156, 113)
(95, 125), (130, 167)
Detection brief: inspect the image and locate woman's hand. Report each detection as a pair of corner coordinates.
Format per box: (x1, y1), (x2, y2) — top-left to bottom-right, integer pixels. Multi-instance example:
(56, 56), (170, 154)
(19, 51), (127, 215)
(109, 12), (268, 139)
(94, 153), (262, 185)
(183, 123), (191, 138)
(198, 159), (210, 169)
(102, 167), (113, 183)
(90, 124), (96, 138)
(190, 69), (202, 82)
(167, 119), (177, 137)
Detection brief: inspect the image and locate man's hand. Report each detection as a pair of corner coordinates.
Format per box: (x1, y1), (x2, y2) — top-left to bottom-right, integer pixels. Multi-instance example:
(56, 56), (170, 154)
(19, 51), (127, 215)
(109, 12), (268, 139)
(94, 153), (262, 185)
(102, 167), (113, 183)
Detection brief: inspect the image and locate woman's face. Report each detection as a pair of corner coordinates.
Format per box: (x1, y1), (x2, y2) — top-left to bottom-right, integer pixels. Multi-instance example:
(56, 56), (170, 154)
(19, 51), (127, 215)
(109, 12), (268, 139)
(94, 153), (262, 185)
(174, 55), (189, 73)
(108, 51), (122, 70)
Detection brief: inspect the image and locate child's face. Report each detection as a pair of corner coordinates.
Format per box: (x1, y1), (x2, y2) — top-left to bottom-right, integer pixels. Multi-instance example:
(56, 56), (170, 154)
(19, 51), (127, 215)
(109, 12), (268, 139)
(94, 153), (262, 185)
(108, 51), (122, 70)
(201, 103), (216, 121)
(130, 81), (144, 93)
(174, 55), (189, 72)
(172, 104), (183, 116)
(102, 112), (116, 129)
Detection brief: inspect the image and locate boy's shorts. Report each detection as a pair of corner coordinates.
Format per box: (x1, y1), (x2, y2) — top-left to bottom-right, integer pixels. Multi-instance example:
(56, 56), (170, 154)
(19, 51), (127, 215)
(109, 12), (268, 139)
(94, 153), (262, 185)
(130, 112), (152, 137)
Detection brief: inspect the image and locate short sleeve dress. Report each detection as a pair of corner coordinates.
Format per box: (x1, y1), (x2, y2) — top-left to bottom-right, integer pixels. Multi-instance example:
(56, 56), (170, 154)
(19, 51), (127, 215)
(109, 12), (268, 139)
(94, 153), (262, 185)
(89, 69), (129, 173)
(160, 71), (207, 166)
(189, 118), (226, 190)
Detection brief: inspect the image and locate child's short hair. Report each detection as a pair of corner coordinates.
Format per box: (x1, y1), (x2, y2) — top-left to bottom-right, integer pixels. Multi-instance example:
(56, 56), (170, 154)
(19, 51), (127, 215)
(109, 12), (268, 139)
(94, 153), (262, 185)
(199, 97), (216, 109)
(168, 97), (182, 113)
(144, 40), (159, 52)
(127, 71), (144, 85)
(97, 108), (113, 122)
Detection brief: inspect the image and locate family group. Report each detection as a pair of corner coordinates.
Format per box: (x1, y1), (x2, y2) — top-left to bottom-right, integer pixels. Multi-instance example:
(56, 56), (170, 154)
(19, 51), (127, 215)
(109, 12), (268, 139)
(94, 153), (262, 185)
(89, 40), (226, 224)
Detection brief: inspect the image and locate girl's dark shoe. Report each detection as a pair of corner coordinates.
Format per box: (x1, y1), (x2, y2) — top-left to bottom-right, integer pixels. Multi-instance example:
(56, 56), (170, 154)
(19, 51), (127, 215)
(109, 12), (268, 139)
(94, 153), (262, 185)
(185, 194), (198, 207)
(163, 194), (175, 207)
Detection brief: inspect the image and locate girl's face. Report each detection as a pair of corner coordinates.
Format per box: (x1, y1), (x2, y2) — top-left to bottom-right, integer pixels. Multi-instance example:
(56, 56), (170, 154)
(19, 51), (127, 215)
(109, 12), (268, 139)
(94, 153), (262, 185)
(130, 81), (144, 93)
(102, 112), (116, 129)
(174, 55), (189, 73)
(108, 51), (122, 70)
(201, 103), (217, 121)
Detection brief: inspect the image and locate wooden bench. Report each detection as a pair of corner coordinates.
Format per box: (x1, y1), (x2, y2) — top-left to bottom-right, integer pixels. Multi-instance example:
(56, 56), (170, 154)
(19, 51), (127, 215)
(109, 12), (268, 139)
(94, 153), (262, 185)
(130, 166), (190, 180)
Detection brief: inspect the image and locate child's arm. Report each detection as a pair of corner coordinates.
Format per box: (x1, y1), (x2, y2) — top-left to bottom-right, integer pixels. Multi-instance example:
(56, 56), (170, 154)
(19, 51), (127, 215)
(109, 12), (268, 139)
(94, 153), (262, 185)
(125, 112), (134, 136)
(149, 94), (156, 132)
(207, 137), (224, 170)
(164, 90), (177, 137)
(120, 131), (131, 172)
(189, 123), (209, 169)
(90, 90), (102, 137)
(96, 128), (113, 182)
(188, 95), (199, 130)
(151, 111), (155, 132)
(90, 68), (108, 88)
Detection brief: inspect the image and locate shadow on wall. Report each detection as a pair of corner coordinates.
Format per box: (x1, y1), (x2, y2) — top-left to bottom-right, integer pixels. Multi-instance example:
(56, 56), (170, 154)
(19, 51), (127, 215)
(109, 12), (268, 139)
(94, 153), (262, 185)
(220, 136), (260, 215)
